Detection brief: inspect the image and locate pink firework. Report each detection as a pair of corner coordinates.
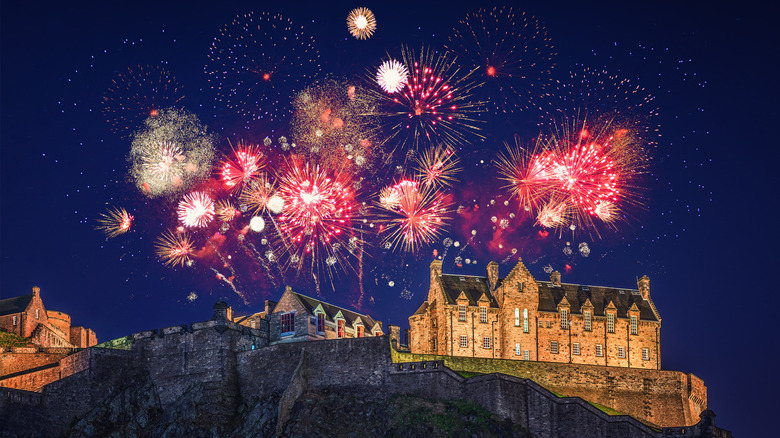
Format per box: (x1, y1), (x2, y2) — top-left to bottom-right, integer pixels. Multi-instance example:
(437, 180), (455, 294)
(551, 140), (620, 213)
(277, 159), (357, 261)
(220, 142), (265, 190)
(495, 137), (558, 214)
(377, 179), (451, 253)
(178, 191), (215, 228)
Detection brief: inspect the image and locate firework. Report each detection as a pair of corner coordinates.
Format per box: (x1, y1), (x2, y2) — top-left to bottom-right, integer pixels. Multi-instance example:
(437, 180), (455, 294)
(95, 206), (133, 238)
(215, 199), (240, 222)
(206, 12), (321, 122)
(369, 46), (484, 150)
(239, 174), (277, 215)
(414, 145), (461, 188)
(377, 179), (451, 253)
(447, 7), (555, 113)
(155, 230), (194, 267)
(178, 191), (215, 228)
(495, 136), (558, 214)
(220, 141), (266, 191)
(536, 200), (568, 228)
(347, 7), (377, 40)
(129, 108), (216, 198)
(102, 64), (184, 136)
(376, 59), (408, 93)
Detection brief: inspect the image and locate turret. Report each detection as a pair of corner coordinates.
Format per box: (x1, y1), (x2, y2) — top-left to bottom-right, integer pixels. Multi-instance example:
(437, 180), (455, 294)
(637, 275), (650, 299)
(487, 261), (499, 290)
(213, 299), (229, 321)
(550, 270), (561, 286)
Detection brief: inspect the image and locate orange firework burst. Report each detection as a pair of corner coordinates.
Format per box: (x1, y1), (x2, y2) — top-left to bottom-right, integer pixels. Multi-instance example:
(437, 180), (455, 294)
(377, 179), (451, 253)
(155, 230), (194, 267)
(239, 174), (277, 215)
(95, 206), (134, 238)
(536, 200), (569, 229)
(347, 7), (376, 40)
(177, 191), (215, 228)
(220, 142), (265, 191)
(215, 199), (240, 222)
(414, 145), (461, 188)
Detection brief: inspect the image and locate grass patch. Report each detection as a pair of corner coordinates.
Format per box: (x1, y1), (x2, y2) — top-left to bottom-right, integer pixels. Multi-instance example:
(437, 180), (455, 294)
(96, 335), (134, 350)
(457, 371), (484, 378)
(0, 331), (31, 348)
(588, 401), (623, 415)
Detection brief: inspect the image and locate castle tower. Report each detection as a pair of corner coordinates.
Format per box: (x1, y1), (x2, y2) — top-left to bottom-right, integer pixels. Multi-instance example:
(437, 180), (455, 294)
(486, 261), (499, 290)
(638, 275), (650, 299)
(550, 270), (561, 286)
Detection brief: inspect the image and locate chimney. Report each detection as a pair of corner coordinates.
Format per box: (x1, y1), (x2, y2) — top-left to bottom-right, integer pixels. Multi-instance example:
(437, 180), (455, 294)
(430, 260), (443, 284)
(264, 299), (278, 315)
(550, 271), (561, 286)
(32, 286), (40, 298)
(389, 325), (401, 350)
(637, 275), (650, 299)
(213, 299), (229, 321)
(486, 261), (499, 289)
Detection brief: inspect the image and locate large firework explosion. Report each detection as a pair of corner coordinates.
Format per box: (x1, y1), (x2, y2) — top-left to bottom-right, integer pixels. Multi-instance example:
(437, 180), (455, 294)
(377, 179), (452, 253)
(447, 6), (556, 113)
(205, 11), (322, 123)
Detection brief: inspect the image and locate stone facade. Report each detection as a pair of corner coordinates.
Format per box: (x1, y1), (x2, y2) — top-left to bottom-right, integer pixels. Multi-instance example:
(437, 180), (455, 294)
(409, 260), (661, 370)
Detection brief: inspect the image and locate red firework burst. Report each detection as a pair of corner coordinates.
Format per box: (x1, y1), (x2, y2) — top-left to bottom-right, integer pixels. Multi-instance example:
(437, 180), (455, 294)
(220, 142), (265, 190)
(178, 191), (215, 228)
(495, 136), (559, 214)
(377, 179), (451, 253)
(550, 138), (620, 215)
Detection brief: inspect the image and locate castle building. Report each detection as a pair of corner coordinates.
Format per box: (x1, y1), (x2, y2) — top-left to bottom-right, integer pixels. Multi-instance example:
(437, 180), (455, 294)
(409, 260), (661, 369)
(0, 287), (97, 349)
(235, 286), (383, 344)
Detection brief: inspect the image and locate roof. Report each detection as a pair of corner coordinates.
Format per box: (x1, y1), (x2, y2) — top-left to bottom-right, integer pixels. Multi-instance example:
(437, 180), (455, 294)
(438, 274), (499, 308)
(537, 282), (660, 321)
(289, 291), (380, 330)
(0, 294), (34, 317)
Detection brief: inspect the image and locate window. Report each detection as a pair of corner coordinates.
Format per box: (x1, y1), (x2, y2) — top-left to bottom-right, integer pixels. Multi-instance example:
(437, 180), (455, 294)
(432, 338), (437, 350)
(572, 343), (580, 355)
(515, 343), (521, 355)
(337, 319), (345, 338)
(480, 306), (487, 323)
(281, 313), (295, 335)
(539, 320), (543, 328)
(483, 337), (491, 349)
(618, 346), (626, 358)
(514, 308), (520, 326)
(316, 313), (325, 334)
(560, 309), (568, 329)
(12, 315), (17, 326)
(523, 309), (529, 333)
(551, 341), (559, 354)
(642, 348), (650, 361)
(458, 305), (467, 322)
(631, 315), (638, 335)
(584, 311), (592, 331)
(596, 344), (604, 357)
(546, 321), (551, 328)
(607, 314), (615, 333)
(432, 318), (437, 328)
(357, 326), (364, 338)
(524, 350), (530, 361)
(460, 335), (467, 348)
(35, 309), (39, 320)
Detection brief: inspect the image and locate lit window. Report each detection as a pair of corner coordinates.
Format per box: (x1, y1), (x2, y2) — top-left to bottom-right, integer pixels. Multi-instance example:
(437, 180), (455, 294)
(12, 315), (17, 326)
(642, 348), (650, 361)
(560, 309), (568, 329)
(584, 311), (591, 331)
(523, 309), (529, 333)
(572, 343), (580, 355)
(281, 313), (295, 335)
(524, 350), (530, 361)
(357, 326), (364, 338)
(480, 306), (487, 323)
(460, 335), (467, 348)
(317, 313), (325, 334)
(515, 343), (521, 355)
(35, 309), (39, 320)
(596, 344), (604, 357)
(546, 321), (551, 328)
(607, 314), (615, 333)
(338, 319), (345, 338)
(483, 337), (491, 349)
(514, 308), (520, 326)
(551, 341), (558, 354)
(458, 305), (467, 322)
(618, 346), (626, 358)
(539, 320), (543, 328)
(432, 338), (437, 350)
(631, 315), (638, 335)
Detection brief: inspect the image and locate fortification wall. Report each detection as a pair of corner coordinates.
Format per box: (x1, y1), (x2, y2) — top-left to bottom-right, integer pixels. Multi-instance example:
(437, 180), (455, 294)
(392, 348), (706, 427)
(0, 349), (71, 377)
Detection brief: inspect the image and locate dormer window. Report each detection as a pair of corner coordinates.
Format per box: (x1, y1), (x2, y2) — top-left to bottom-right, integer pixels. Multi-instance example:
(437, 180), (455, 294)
(584, 311), (592, 331)
(316, 313), (325, 334)
(560, 309), (568, 329)
(337, 319), (345, 338)
(458, 305), (466, 322)
(607, 314), (615, 333)
(281, 312), (295, 336)
(357, 326), (364, 338)
(630, 315), (638, 335)
(480, 306), (487, 323)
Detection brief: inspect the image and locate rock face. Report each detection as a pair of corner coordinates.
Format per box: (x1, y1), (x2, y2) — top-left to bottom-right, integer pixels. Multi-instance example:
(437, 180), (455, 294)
(0, 317), (732, 438)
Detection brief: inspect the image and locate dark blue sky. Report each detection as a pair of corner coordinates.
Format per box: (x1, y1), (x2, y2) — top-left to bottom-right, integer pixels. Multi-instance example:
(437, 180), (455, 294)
(1, 1), (776, 435)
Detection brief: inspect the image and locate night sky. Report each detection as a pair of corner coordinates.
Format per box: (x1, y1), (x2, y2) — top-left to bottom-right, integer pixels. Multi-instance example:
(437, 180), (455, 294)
(1, 1), (776, 435)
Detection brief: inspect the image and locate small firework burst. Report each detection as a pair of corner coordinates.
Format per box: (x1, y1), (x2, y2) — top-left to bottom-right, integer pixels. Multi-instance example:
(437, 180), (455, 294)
(376, 179), (451, 253)
(347, 7), (377, 40)
(239, 174), (276, 215)
(536, 200), (568, 228)
(155, 230), (194, 267)
(220, 142), (265, 191)
(376, 59), (408, 93)
(95, 207), (134, 238)
(178, 191), (215, 228)
(495, 136), (558, 215)
(414, 145), (461, 188)
(215, 199), (240, 222)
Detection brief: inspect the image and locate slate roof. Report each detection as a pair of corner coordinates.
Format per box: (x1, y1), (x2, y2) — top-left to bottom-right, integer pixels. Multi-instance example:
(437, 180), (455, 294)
(537, 282), (660, 321)
(0, 294), (34, 316)
(291, 291), (380, 330)
(438, 274), (499, 308)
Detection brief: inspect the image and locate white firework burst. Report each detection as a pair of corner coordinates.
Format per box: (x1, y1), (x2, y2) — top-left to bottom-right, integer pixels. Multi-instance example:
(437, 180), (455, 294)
(376, 59), (409, 93)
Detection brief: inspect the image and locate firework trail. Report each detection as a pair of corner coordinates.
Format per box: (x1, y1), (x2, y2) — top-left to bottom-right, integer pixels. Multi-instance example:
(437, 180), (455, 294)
(95, 206), (134, 238)
(211, 267), (246, 304)
(347, 7), (377, 40)
(239, 238), (281, 288)
(414, 144), (462, 188)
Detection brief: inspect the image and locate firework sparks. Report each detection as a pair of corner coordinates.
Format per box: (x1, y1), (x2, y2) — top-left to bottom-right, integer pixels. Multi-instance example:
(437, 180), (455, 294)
(536, 200), (568, 228)
(414, 145), (461, 188)
(95, 207), (134, 238)
(178, 191), (215, 228)
(239, 174), (276, 215)
(155, 230), (194, 267)
(347, 7), (377, 40)
(220, 142), (265, 191)
(215, 199), (240, 222)
(377, 179), (451, 253)
(376, 59), (408, 93)
(495, 136), (558, 214)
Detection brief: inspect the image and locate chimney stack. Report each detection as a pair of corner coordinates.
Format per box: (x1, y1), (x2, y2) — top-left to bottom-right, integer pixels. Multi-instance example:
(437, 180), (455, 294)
(430, 260), (443, 284)
(32, 286), (40, 298)
(550, 271), (561, 286)
(213, 299), (229, 321)
(637, 275), (650, 299)
(486, 261), (499, 290)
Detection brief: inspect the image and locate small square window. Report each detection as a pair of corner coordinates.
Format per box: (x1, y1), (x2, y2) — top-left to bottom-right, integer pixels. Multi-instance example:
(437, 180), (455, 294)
(483, 337), (491, 349)
(618, 346), (626, 359)
(551, 341), (558, 354)
(642, 348), (650, 361)
(460, 335), (467, 348)
(572, 343), (580, 355)
(596, 344), (604, 357)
